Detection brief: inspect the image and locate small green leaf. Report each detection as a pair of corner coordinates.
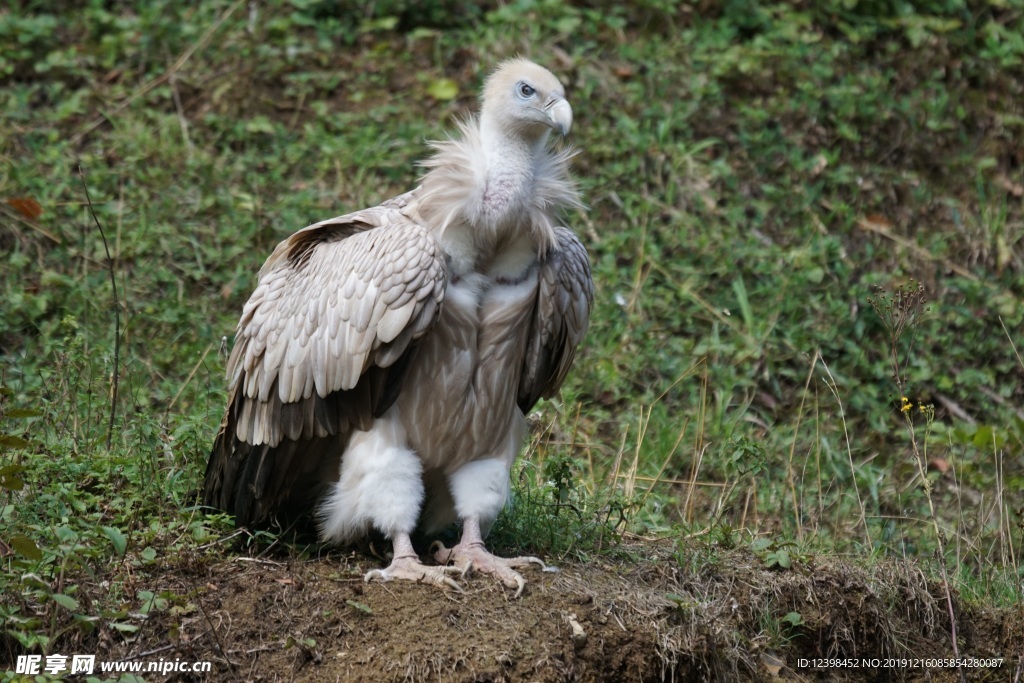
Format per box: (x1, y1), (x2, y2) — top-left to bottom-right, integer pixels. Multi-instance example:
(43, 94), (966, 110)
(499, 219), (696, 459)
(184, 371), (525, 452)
(5, 408), (42, 418)
(102, 526), (128, 556)
(51, 593), (80, 612)
(360, 15), (398, 32)
(0, 434), (30, 450)
(169, 602), (197, 617)
(111, 622), (140, 633)
(137, 590), (168, 614)
(766, 549), (791, 569)
(731, 276), (753, 330)
(665, 593), (696, 609)
(10, 534), (43, 560)
(554, 15), (581, 34)
(427, 78), (459, 101)
(781, 611), (804, 627)
(345, 599), (373, 615)
(73, 613), (100, 634)
(244, 115), (275, 135)
(0, 464), (25, 490)
(408, 27), (437, 40)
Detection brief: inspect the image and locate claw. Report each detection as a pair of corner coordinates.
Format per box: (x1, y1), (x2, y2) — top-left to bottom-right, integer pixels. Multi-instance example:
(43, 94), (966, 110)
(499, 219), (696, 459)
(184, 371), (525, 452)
(505, 570), (526, 599)
(432, 543), (548, 598)
(430, 540), (452, 563)
(431, 540), (476, 579)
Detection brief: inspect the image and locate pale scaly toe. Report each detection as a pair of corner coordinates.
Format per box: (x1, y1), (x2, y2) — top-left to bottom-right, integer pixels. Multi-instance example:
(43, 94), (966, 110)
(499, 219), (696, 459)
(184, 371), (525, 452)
(433, 542), (551, 598)
(364, 555), (464, 592)
(431, 540), (474, 575)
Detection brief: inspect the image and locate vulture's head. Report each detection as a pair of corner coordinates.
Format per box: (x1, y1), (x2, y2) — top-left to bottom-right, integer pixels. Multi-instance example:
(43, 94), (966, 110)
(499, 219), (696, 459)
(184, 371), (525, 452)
(481, 58), (572, 143)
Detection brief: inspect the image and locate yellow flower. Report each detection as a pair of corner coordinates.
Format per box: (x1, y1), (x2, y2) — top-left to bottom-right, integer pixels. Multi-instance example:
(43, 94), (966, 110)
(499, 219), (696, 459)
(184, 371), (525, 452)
(900, 396), (913, 413)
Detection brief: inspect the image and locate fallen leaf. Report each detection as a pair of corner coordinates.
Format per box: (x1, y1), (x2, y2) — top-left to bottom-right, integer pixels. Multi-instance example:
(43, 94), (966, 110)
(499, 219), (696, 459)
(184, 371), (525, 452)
(863, 213), (892, 229)
(7, 197), (42, 220)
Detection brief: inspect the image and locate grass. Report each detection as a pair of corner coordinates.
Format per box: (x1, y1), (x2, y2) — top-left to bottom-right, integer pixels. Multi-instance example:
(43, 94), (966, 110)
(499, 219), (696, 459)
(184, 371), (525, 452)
(2, 0), (1023, 673)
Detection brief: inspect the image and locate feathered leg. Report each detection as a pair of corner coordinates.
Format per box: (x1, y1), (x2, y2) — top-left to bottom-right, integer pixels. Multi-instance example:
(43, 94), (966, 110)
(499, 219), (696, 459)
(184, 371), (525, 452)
(431, 457), (551, 598)
(319, 418), (462, 591)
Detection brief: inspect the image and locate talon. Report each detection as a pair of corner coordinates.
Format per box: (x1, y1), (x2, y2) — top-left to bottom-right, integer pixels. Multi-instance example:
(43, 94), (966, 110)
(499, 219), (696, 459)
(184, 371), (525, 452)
(524, 556), (548, 570)
(431, 544), (474, 580)
(440, 576), (465, 592)
(508, 573), (526, 599)
(430, 540), (454, 564)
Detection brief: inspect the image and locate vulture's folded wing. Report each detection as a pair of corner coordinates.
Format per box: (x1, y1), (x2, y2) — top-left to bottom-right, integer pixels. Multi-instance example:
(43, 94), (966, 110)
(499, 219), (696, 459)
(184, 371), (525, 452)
(518, 226), (594, 413)
(203, 199), (447, 525)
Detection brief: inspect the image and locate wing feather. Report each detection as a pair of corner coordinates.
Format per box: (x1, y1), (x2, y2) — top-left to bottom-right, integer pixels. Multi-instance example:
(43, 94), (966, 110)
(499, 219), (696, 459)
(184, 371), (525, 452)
(239, 208), (446, 417)
(518, 226), (593, 413)
(204, 196), (448, 527)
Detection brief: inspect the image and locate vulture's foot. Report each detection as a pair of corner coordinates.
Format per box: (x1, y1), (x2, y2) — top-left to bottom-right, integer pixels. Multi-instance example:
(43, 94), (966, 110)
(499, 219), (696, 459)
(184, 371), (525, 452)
(364, 555), (465, 592)
(431, 541), (550, 598)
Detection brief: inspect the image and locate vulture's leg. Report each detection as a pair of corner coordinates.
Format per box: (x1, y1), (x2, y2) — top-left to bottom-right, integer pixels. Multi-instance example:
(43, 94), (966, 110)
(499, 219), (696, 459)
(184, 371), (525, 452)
(364, 532), (465, 591)
(319, 420), (463, 591)
(432, 458), (550, 598)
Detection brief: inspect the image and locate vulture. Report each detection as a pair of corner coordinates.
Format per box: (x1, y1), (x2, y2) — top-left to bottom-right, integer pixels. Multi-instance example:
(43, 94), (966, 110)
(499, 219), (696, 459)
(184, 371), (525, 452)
(203, 59), (593, 596)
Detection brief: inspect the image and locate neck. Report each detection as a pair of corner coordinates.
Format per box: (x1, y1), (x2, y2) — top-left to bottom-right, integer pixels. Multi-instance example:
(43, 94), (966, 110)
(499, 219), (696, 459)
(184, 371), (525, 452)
(475, 120), (542, 227)
(415, 117), (570, 274)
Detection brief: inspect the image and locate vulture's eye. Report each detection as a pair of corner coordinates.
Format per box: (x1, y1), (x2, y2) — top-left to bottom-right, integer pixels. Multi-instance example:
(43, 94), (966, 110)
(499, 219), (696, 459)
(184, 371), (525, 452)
(517, 82), (535, 99)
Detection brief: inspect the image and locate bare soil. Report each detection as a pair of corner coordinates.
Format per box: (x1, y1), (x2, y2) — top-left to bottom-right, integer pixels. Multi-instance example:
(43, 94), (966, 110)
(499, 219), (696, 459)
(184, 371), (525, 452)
(99, 541), (1022, 682)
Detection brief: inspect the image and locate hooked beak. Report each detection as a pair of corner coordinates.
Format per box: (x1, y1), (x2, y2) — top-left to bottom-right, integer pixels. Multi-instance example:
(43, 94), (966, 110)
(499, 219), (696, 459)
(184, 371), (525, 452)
(546, 97), (573, 136)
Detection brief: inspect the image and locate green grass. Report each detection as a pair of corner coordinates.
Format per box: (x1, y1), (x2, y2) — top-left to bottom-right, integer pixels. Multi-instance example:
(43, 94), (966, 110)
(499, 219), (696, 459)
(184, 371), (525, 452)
(2, 0), (1023, 665)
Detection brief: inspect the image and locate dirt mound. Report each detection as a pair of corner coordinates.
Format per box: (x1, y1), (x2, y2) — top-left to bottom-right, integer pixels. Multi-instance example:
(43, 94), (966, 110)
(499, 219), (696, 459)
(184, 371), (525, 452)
(96, 542), (1020, 682)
